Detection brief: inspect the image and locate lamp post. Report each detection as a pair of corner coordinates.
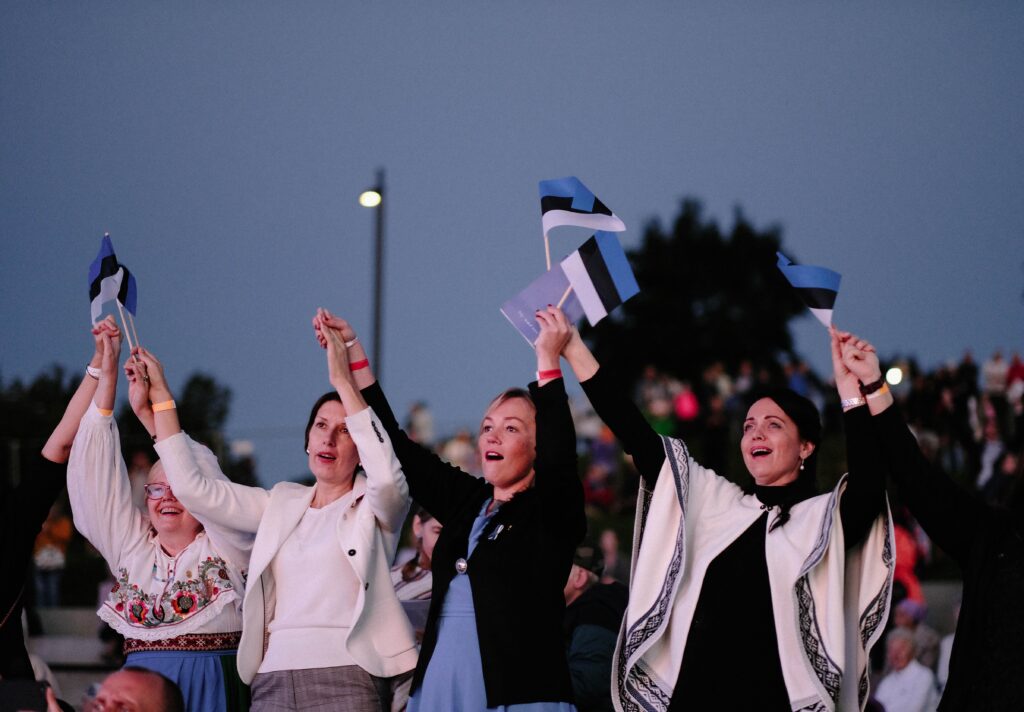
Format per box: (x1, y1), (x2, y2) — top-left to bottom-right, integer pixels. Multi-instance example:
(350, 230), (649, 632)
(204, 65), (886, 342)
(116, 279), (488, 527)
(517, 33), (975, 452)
(359, 169), (385, 375)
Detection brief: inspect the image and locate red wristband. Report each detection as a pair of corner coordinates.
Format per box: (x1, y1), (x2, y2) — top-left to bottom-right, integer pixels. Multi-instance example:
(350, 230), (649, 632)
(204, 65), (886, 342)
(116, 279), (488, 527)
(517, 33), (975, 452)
(349, 359), (370, 372)
(537, 368), (562, 380)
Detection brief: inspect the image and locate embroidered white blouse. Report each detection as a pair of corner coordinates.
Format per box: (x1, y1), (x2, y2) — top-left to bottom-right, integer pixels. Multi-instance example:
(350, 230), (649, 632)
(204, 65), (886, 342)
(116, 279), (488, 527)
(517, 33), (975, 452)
(68, 406), (253, 641)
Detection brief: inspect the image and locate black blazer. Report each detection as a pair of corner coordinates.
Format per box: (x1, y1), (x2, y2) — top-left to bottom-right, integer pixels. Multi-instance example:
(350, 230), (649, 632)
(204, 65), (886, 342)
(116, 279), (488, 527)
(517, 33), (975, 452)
(362, 378), (586, 707)
(1, 454), (66, 679)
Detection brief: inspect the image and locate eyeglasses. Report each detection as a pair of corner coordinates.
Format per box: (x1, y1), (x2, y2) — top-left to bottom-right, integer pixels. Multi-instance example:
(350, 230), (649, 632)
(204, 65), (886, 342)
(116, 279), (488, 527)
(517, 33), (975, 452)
(143, 484), (174, 500)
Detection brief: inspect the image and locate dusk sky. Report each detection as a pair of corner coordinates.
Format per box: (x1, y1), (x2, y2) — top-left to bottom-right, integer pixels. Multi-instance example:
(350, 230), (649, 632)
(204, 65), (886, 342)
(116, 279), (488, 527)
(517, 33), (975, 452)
(3, 2), (1022, 485)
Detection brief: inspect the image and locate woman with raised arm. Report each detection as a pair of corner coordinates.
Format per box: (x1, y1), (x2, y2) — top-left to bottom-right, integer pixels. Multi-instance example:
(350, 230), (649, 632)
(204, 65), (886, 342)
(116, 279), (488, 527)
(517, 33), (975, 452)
(134, 316), (417, 712)
(0, 318), (117, 682)
(833, 328), (1024, 710)
(67, 323), (252, 712)
(559, 322), (893, 711)
(315, 306), (586, 711)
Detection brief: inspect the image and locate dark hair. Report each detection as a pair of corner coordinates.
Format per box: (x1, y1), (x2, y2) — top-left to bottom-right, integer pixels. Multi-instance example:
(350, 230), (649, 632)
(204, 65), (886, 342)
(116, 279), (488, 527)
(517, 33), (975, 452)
(120, 666), (184, 712)
(745, 387), (822, 530)
(304, 391), (342, 452)
(412, 504), (435, 524)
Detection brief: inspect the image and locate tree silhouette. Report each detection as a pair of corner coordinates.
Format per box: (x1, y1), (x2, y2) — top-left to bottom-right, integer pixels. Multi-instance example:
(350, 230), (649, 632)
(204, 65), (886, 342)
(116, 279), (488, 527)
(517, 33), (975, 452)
(583, 199), (806, 387)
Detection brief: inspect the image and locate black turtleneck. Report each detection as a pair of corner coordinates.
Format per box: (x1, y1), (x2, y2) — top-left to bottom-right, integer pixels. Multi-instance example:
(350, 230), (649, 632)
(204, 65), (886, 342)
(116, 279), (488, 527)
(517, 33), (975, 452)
(579, 368), (886, 709)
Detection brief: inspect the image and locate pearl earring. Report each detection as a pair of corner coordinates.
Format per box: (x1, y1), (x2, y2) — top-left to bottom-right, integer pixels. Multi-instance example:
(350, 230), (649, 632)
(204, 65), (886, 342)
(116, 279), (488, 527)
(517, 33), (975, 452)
(799, 459), (805, 471)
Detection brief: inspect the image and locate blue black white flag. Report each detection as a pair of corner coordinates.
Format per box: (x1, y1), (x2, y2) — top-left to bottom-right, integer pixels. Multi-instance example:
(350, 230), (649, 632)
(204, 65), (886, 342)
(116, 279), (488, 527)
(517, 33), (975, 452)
(776, 252), (841, 327)
(117, 265), (138, 316)
(539, 176), (625, 243)
(88, 234), (123, 325)
(560, 232), (640, 326)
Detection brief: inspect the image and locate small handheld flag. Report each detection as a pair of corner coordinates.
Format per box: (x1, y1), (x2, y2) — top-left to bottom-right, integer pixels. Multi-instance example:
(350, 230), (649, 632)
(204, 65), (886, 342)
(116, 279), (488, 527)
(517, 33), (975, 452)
(88, 234), (124, 326)
(560, 232), (640, 326)
(539, 176), (625, 268)
(117, 265), (138, 316)
(776, 252), (841, 327)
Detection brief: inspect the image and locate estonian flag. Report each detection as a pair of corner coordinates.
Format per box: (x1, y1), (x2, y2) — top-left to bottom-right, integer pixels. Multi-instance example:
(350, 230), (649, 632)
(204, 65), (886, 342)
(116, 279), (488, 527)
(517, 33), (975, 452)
(88, 235), (138, 325)
(776, 252), (841, 327)
(539, 176), (626, 242)
(560, 232), (640, 326)
(88, 234), (123, 325)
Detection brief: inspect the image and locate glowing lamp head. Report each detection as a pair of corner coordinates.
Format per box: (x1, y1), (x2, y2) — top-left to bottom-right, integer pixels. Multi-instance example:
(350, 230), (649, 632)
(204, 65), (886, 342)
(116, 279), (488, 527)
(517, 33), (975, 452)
(886, 367), (903, 386)
(359, 190), (382, 208)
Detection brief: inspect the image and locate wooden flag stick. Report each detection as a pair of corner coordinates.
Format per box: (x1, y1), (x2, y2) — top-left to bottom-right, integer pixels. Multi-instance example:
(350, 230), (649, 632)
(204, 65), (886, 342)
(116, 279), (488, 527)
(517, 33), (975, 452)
(126, 310), (141, 351)
(556, 284), (573, 309)
(544, 235), (552, 271)
(114, 300), (137, 355)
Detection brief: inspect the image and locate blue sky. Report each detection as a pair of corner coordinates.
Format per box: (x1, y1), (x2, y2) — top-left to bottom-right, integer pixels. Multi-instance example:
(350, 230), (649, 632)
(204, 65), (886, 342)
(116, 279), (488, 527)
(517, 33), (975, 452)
(3, 2), (1022, 485)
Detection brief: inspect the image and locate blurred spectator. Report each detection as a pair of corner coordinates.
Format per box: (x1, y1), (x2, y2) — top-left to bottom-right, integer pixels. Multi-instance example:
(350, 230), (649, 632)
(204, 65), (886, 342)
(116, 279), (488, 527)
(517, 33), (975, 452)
(936, 604), (958, 697)
(874, 628), (939, 712)
(440, 429), (478, 476)
(33, 503), (72, 607)
(563, 542), (627, 712)
(981, 448), (1021, 509)
(405, 400), (435, 447)
(975, 418), (1006, 491)
(598, 529), (629, 586)
(893, 598), (941, 670)
(80, 667), (184, 712)
(892, 507), (926, 604)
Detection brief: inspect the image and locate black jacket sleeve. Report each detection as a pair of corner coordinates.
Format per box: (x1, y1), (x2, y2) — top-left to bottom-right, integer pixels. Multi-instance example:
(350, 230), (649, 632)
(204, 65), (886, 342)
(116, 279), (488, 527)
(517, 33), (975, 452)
(0, 453), (66, 679)
(361, 381), (484, 525)
(579, 367), (666, 488)
(869, 404), (986, 566)
(838, 406), (887, 549)
(530, 378), (586, 544)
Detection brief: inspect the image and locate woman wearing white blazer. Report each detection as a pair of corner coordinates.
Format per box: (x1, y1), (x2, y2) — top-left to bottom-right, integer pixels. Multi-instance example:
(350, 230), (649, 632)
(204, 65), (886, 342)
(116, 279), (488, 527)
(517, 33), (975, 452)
(132, 317), (417, 711)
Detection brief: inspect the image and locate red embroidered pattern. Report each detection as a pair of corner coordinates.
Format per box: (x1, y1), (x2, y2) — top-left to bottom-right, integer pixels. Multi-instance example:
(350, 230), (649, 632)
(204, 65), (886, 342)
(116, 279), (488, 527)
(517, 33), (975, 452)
(124, 630), (242, 653)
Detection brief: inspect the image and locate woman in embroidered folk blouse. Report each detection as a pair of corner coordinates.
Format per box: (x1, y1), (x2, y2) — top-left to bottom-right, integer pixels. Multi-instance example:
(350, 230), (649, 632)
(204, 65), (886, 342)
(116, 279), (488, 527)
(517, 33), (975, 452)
(68, 325), (253, 712)
(135, 315), (417, 712)
(315, 307), (586, 711)
(560, 322), (894, 712)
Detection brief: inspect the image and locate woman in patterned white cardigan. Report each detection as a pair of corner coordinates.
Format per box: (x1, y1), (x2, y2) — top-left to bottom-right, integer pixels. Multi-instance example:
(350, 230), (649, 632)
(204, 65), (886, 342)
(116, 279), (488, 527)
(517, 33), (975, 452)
(68, 324), (253, 712)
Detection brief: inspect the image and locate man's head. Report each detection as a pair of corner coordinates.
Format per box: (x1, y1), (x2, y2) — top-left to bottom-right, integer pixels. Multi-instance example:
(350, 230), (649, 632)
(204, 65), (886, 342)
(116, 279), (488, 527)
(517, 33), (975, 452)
(885, 628), (917, 672)
(86, 668), (184, 712)
(563, 542), (603, 606)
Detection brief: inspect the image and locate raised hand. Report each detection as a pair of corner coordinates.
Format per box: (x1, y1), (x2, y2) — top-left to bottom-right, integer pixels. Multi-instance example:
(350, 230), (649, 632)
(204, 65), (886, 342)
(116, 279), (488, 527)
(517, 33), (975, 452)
(94, 317), (123, 378)
(836, 328), (881, 385)
(131, 347), (173, 403)
(323, 321), (352, 389)
(313, 307), (357, 350)
(124, 358), (155, 434)
(534, 306), (573, 374)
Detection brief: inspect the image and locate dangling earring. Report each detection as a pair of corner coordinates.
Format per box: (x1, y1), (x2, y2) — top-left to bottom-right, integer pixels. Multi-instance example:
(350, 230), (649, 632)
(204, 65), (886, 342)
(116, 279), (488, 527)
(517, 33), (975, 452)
(799, 458), (805, 471)
(306, 449), (310, 454)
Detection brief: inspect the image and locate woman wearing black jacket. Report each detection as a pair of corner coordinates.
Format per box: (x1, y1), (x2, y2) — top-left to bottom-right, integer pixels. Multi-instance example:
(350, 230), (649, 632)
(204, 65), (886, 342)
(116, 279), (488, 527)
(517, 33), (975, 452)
(840, 327), (1024, 710)
(314, 307), (586, 710)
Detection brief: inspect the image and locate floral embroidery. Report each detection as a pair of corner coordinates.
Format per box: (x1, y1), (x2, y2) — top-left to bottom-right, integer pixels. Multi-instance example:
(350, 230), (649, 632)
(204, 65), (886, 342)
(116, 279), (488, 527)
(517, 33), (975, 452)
(109, 555), (235, 629)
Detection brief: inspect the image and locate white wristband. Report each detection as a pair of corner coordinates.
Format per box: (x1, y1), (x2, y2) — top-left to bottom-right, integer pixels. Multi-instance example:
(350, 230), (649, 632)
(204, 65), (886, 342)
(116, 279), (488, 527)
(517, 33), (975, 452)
(86, 365), (102, 379)
(344, 336), (359, 348)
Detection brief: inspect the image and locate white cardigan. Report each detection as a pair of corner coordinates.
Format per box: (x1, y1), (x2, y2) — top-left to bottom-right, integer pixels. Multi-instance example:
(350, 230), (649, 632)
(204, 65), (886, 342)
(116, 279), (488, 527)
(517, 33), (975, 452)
(155, 405), (418, 683)
(614, 436), (893, 712)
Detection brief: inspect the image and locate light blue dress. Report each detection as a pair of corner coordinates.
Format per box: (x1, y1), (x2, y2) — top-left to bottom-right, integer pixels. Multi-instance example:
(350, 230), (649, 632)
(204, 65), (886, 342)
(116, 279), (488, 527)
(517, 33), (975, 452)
(408, 500), (576, 712)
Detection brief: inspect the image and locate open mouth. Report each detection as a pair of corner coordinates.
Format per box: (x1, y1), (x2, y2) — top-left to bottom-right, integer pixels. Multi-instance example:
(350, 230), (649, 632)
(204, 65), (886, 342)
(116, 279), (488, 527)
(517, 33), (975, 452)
(484, 451), (504, 461)
(158, 507), (182, 517)
(750, 447), (772, 458)
(316, 451), (337, 463)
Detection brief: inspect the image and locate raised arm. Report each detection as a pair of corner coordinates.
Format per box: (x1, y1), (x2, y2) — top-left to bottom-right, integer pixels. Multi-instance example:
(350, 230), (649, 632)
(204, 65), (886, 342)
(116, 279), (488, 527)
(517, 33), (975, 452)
(315, 309), (483, 524)
(562, 329), (665, 487)
(830, 327), (888, 548)
(134, 347), (269, 535)
(67, 324), (148, 564)
(532, 308), (585, 541)
(41, 316), (118, 463)
(321, 317), (409, 533)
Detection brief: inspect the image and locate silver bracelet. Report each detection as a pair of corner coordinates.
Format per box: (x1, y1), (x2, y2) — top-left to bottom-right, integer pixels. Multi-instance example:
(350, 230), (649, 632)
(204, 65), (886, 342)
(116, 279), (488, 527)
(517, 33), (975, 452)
(841, 396), (866, 412)
(86, 365), (102, 379)
(344, 336), (359, 349)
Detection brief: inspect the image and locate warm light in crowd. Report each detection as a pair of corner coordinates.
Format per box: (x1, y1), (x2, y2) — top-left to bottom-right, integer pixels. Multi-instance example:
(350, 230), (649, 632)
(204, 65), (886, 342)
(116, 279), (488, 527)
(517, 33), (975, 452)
(359, 190), (382, 208)
(886, 367), (903, 386)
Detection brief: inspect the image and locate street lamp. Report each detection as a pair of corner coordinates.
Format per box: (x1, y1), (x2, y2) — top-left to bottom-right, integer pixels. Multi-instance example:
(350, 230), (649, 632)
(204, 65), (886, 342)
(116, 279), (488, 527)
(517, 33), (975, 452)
(360, 169), (385, 375)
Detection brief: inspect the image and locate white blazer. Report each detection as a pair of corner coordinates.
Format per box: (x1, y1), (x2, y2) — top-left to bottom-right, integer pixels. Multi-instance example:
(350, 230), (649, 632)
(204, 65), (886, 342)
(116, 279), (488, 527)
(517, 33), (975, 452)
(155, 405), (418, 683)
